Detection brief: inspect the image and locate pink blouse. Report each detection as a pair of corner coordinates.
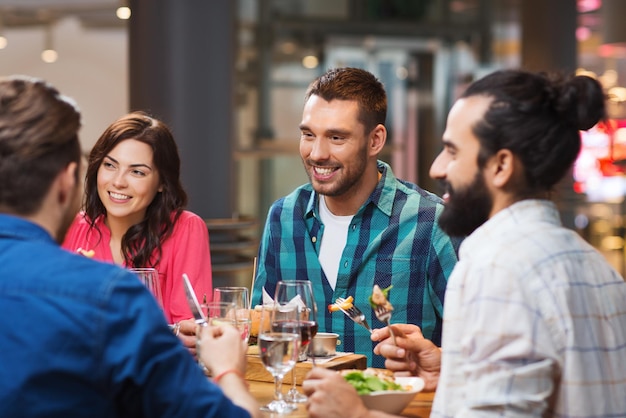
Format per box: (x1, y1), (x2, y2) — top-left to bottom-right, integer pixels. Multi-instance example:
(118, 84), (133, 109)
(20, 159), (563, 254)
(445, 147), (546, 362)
(62, 210), (212, 323)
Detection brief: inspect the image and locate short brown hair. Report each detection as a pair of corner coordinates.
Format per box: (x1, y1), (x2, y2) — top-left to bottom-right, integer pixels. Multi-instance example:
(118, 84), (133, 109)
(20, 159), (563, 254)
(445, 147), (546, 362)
(0, 76), (81, 214)
(304, 67), (387, 134)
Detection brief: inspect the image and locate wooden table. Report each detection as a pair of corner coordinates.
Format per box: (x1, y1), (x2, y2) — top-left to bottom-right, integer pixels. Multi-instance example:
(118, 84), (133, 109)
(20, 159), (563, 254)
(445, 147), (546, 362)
(245, 348), (433, 417)
(247, 379), (434, 417)
(246, 349), (367, 384)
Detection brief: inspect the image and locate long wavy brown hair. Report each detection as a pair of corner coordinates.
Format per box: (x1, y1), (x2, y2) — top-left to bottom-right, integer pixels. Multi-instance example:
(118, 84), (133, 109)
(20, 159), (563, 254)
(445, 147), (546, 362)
(84, 111), (188, 267)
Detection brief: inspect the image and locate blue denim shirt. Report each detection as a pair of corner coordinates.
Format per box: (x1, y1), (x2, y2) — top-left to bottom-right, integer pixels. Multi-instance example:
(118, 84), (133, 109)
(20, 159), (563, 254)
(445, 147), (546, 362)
(0, 214), (249, 418)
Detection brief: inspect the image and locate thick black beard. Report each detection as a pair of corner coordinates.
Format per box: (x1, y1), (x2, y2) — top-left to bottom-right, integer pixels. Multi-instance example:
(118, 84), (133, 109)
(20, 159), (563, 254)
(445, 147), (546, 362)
(438, 171), (493, 238)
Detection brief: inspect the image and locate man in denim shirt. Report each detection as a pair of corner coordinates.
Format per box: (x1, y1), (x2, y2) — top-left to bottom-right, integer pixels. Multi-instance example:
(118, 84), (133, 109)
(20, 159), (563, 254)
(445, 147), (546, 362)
(0, 76), (259, 417)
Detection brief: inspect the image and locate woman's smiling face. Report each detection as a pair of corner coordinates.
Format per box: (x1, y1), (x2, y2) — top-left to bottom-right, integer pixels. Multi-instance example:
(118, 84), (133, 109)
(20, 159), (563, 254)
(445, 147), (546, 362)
(96, 138), (162, 225)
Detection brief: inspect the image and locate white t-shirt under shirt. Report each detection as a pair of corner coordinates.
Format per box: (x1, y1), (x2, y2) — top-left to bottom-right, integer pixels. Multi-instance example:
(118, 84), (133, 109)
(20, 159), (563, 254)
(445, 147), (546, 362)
(318, 196), (353, 290)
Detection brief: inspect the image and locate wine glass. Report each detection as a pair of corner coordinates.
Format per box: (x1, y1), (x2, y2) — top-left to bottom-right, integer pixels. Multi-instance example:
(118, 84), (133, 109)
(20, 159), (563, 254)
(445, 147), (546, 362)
(258, 303), (300, 414)
(274, 280), (318, 404)
(129, 268), (163, 309)
(213, 286), (251, 343)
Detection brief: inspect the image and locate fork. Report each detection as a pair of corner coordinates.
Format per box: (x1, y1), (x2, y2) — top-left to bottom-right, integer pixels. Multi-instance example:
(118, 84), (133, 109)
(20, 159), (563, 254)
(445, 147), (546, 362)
(335, 297), (372, 334)
(374, 305), (397, 346)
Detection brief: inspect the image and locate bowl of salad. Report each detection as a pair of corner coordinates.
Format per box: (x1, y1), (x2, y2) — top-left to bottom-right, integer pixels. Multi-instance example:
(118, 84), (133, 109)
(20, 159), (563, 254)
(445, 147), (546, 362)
(342, 369), (425, 415)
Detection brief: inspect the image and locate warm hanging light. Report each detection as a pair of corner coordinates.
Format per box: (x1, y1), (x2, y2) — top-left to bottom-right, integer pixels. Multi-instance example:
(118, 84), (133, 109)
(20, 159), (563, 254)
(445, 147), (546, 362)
(0, 16), (7, 50)
(302, 54), (319, 69)
(41, 23), (58, 63)
(302, 45), (320, 69)
(116, 0), (131, 20)
(116, 7), (131, 20)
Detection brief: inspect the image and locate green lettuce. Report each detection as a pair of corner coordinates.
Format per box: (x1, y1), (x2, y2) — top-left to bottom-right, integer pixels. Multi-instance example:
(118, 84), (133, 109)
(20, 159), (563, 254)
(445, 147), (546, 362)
(343, 370), (404, 395)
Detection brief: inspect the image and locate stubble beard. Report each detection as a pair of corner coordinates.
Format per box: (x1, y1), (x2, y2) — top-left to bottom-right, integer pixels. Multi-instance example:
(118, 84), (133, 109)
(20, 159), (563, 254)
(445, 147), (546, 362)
(304, 145), (369, 198)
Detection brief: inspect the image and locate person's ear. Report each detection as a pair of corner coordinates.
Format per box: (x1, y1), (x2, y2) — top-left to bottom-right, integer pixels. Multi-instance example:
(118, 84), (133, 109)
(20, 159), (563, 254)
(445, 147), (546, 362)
(369, 124), (386, 156)
(58, 162), (79, 205)
(486, 149), (515, 189)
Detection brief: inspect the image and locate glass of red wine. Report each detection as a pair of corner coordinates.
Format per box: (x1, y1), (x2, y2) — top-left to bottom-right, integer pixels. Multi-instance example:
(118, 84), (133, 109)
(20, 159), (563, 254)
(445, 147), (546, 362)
(274, 280), (318, 404)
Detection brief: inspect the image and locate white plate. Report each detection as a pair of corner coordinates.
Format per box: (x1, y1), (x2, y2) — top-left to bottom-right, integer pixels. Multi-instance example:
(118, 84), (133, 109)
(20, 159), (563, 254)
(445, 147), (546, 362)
(359, 376), (425, 415)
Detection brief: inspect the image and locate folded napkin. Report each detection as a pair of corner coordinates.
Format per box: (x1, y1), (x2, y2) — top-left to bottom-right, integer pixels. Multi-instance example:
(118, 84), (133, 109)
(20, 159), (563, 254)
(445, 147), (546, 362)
(258, 287), (306, 310)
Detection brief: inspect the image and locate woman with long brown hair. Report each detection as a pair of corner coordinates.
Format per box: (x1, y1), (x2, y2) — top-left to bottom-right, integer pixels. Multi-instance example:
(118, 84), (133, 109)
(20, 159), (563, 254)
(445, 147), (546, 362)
(63, 111), (212, 353)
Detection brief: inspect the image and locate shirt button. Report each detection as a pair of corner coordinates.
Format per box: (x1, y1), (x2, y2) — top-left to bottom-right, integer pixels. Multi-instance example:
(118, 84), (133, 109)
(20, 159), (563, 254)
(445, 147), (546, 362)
(312, 237), (317, 243)
(351, 224), (356, 230)
(343, 261), (348, 268)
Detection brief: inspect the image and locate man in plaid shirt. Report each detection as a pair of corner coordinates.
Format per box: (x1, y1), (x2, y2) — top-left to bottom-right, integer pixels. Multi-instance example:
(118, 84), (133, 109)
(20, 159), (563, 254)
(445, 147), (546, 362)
(252, 67), (460, 367)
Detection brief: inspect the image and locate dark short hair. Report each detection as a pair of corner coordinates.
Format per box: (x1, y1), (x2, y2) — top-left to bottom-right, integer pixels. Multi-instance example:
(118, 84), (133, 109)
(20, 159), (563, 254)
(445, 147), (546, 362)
(0, 76), (81, 215)
(305, 67), (387, 134)
(462, 69), (606, 193)
(84, 111), (188, 268)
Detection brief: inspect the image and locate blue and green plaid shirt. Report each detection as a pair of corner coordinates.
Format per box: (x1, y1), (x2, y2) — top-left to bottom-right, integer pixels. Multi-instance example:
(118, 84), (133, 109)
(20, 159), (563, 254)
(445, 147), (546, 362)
(252, 161), (461, 367)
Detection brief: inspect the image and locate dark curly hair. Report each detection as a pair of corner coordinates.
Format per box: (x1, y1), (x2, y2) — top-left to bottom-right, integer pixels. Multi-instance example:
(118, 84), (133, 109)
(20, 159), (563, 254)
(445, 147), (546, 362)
(84, 111), (187, 267)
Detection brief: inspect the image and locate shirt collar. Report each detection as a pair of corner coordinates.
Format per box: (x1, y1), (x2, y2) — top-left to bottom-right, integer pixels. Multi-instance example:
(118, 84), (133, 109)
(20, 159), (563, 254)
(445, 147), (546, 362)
(0, 214), (56, 244)
(305, 160), (397, 218)
(459, 199), (561, 258)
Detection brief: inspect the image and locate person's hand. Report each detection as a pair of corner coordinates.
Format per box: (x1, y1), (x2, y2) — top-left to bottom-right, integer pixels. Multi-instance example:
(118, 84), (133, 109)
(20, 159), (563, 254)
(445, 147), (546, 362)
(198, 324), (247, 378)
(302, 368), (371, 418)
(176, 319), (199, 358)
(199, 325), (259, 417)
(372, 324), (441, 392)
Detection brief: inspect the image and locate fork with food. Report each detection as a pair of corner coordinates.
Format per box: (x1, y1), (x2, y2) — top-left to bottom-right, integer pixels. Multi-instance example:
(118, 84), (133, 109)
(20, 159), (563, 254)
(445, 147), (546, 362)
(370, 284), (397, 346)
(328, 296), (373, 333)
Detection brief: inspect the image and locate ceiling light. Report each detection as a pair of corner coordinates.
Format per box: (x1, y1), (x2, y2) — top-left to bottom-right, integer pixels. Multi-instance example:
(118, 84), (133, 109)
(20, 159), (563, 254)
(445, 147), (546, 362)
(302, 55), (319, 69)
(41, 24), (57, 63)
(0, 17), (6, 49)
(116, 6), (131, 20)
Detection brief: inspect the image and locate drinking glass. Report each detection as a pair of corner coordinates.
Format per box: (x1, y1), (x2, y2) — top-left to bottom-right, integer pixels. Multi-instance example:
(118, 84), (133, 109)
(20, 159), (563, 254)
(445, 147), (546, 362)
(213, 286), (251, 343)
(199, 301), (237, 375)
(274, 280), (318, 404)
(129, 268), (163, 308)
(201, 301), (237, 327)
(258, 304), (300, 414)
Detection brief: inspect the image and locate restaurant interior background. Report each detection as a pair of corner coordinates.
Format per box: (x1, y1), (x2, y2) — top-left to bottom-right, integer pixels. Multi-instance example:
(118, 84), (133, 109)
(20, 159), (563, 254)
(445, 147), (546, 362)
(1, 0), (626, 284)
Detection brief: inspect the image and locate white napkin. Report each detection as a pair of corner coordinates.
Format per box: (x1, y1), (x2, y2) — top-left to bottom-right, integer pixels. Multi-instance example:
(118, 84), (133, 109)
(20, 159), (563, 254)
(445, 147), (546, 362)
(262, 287), (273, 304)
(258, 287), (306, 310)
